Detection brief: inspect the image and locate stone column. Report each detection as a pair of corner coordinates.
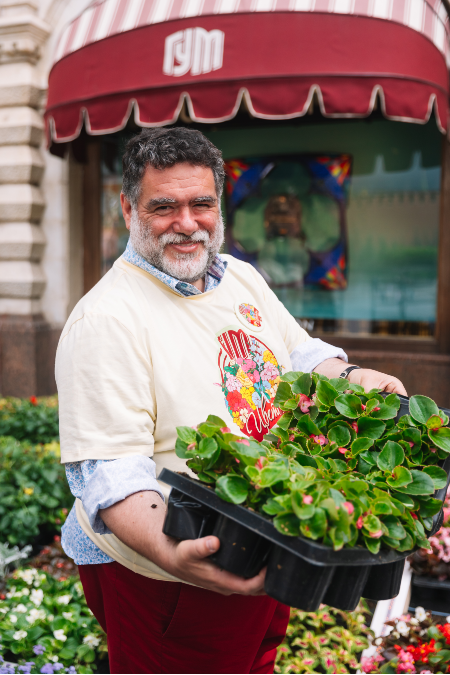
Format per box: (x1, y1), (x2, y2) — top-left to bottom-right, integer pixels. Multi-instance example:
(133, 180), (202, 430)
(0, 0), (52, 396)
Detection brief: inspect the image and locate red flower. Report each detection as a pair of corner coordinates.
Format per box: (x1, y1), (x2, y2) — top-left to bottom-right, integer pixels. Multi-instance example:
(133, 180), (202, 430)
(352, 422), (359, 433)
(227, 390), (245, 412)
(29, 396), (37, 406)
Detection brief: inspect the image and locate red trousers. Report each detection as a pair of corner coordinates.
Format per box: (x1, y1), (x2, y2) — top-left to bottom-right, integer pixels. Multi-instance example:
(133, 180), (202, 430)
(79, 562), (290, 674)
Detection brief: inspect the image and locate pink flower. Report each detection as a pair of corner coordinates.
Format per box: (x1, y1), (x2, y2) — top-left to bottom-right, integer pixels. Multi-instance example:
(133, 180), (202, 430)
(352, 422), (359, 433)
(235, 458), (240, 463)
(256, 457), (265, 470)
(289, 434), (295, 441)
(187, 443), (196, 451)
(237, 438), (250, 445)
(430, 447), (437, 453)
(310, 434), (327, 446)
(298, 394), (313, 413)
(356, 516), (364, 529)
(361, 404), (366, 410)
(370, 529), (383, 539)
(220, 427), (231, 433)
(250, 370), (260, 384)
(343, 501), (354, 515)
(408, 441), (414, 448)
(303, 495), (313, 505)
(338, 447), (347, 454)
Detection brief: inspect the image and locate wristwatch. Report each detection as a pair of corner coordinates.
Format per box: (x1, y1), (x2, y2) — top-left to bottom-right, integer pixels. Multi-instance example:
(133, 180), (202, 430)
(339, 366), (361, 380)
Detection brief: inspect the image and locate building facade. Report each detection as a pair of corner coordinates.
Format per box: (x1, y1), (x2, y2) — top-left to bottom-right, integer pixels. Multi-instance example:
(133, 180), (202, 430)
(1, 0), (450, 405)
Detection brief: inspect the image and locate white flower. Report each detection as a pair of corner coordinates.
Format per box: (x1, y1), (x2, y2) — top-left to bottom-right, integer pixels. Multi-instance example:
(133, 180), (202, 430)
(396, 621), (409, 637)
(447, 616), (450, 624)
(9, 614), (17, 624)
(0, 607), (7, 614)
(13, 630), (27, 640)
(384, 625), (394, 635)
(375, 638), (383, 646)
(62, 612), (73, 620)
(56, 595), (71, 605)
(30, 589), (44, 606)
(26, 609), (46, 624)
(21, 588), (30, 596)
(392, 631), (400, 638)
(17, 569), (37, 585)
(53, 629), (67, 642)
(48, 614), (54, 621)
(81, 623), (87, 628)
(410, 618), (419, 625)
(83, 634), (100, 648)
(49, 656), (58, 663)
(15, 604), (27, 613)
(415, 606), (427, 622)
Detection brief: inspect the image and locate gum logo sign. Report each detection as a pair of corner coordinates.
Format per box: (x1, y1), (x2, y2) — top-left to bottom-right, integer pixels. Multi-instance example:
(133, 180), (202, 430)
(217, 329), (283, 441)
(163, 28), (224, 77)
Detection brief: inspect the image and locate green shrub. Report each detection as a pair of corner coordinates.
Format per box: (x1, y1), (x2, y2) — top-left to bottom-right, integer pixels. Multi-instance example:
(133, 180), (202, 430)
(0, 438), (72, 547)
(0, 567), (107, 673)
(0, 397), (59, 445)
(275, 602), (373, 674)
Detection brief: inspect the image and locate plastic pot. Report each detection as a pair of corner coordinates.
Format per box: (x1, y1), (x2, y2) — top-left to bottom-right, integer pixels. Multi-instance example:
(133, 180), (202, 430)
(209, 514), (272, 578)
(410, 575), (450, 614)
(362, 559), (405, 601)
(163, 488), (217, 540)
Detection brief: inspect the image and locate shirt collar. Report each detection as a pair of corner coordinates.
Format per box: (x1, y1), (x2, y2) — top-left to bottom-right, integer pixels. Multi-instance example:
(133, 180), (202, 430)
(122, 240), (228, 297)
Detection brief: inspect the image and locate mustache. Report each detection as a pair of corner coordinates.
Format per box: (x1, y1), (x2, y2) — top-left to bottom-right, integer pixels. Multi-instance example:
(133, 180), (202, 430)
(158, 230), (210, 246)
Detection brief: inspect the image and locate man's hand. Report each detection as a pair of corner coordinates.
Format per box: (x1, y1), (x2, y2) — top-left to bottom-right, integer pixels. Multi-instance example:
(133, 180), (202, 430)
(100, 491), (266, 596)
(348, 367), (407, 396)
(314, 358), (407, 396)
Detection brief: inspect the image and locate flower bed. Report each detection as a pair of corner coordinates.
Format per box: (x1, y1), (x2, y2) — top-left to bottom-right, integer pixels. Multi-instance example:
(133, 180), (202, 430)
(0, 437), (72, 548)
(0, 398), (59, 445)
(275, 602), (373, 673)
(0, 567), (106, 674)
(361, 607), (450, 674)
(409, 487), (450, 580)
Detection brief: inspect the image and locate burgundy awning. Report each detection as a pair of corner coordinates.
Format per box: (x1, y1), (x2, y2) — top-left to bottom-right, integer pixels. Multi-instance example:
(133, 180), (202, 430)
(45, 0), (450, 141)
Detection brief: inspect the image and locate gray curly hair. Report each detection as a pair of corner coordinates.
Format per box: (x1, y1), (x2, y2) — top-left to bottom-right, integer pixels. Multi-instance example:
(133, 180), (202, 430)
(122, 127), (226, 207)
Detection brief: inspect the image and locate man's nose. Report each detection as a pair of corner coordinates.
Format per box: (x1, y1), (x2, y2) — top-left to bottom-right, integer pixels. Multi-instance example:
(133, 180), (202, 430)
(172, 206), (198, 235)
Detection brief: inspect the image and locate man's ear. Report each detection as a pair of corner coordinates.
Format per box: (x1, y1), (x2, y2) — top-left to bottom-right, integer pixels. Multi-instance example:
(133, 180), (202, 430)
(121, 192), (133, 231)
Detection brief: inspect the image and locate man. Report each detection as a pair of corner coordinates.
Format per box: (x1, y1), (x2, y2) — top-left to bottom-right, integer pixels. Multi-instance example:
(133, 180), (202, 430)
(57, 128), (406, 674)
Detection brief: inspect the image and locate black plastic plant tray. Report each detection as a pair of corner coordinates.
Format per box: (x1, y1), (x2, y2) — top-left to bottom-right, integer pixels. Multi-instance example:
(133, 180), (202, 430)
(160, 469), (411, 611)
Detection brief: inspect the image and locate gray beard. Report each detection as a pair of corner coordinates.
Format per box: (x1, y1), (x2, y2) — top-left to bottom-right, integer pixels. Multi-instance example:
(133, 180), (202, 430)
(129, 209), (225, 283)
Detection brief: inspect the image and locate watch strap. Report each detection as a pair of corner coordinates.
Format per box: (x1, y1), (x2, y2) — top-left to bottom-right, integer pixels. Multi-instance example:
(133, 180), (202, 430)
(339, 365), (361, 380)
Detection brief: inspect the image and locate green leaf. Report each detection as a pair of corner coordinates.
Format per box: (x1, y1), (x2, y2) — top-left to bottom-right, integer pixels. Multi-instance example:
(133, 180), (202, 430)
(395, 470), (436, 495)
(197, 437), (218, 459)
(284, 398), (299, 411)
(351, 437), (374, 456)
(207, 414), (227, 427)
(301, 508), (327, 540)
(230, 441), (264, 466)
(197, 422), (220, 437)
(410, 395), (440, 424)
(274, 513), (300, 536)
(377, 441), (405, 472)
(59, 647), (76, 659)
(359, 450), (378, 466)
(280, 372), (302, 383)
(292, 373), (312, 396)
(363, 536), (381, 554)
(291, 491), (316, 520)
(215, 475), (249, 504)
(403, 427), (421, 448)
(176, 426), (197, 444)
(417, 497), (442, 518)
(277, 413), (293, 430)
(334, 394), (362, 419)
(363, 514), (382, 533)
(296, 415), (322, 437)
(386, 466), (412, 489)
(328, 425), (351, 447)
(274, 381), (293, 407)
(392, 491), (415, 508)
(372, 499), (392, 515)
(383, 516), (406, 540)
(370, 402), (399, 420)
(357, 417), (386, 439)
(262, 497), (286, 515)
(259, 463), (290, 487)
(396, 531), (414, 552)
(329, 378), (349, 393)
(429, 427), (450, 453)
(316, 380), (338, 407)
(423, 465), (448, 489)
(427, 414), (443, 430)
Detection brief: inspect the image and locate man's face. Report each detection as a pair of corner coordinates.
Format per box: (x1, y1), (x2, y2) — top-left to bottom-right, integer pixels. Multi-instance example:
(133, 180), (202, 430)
(121, 162), (223, 283)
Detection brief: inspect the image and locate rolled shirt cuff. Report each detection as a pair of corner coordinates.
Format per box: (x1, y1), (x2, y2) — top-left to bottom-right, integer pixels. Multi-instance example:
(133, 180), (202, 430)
(81, 455), (165, 535)
(290, 338), (348, 374)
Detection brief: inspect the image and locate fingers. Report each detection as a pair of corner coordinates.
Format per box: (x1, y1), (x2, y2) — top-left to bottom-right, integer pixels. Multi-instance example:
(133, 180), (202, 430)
(384, 379), (408, 396)
(178, 535), (221, 561)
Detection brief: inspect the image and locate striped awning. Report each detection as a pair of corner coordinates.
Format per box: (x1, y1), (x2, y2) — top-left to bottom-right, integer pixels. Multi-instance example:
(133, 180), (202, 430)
(45, 0), (450, 141)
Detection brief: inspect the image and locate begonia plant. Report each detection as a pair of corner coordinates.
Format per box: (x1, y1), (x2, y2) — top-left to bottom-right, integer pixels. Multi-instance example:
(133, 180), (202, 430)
(175, 371), (450, 553)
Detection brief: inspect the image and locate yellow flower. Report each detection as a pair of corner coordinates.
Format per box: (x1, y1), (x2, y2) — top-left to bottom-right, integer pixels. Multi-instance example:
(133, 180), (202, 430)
(23, 487), (34, 496)
(236, 368), (253, 387)
(263, 350), (277, 365)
